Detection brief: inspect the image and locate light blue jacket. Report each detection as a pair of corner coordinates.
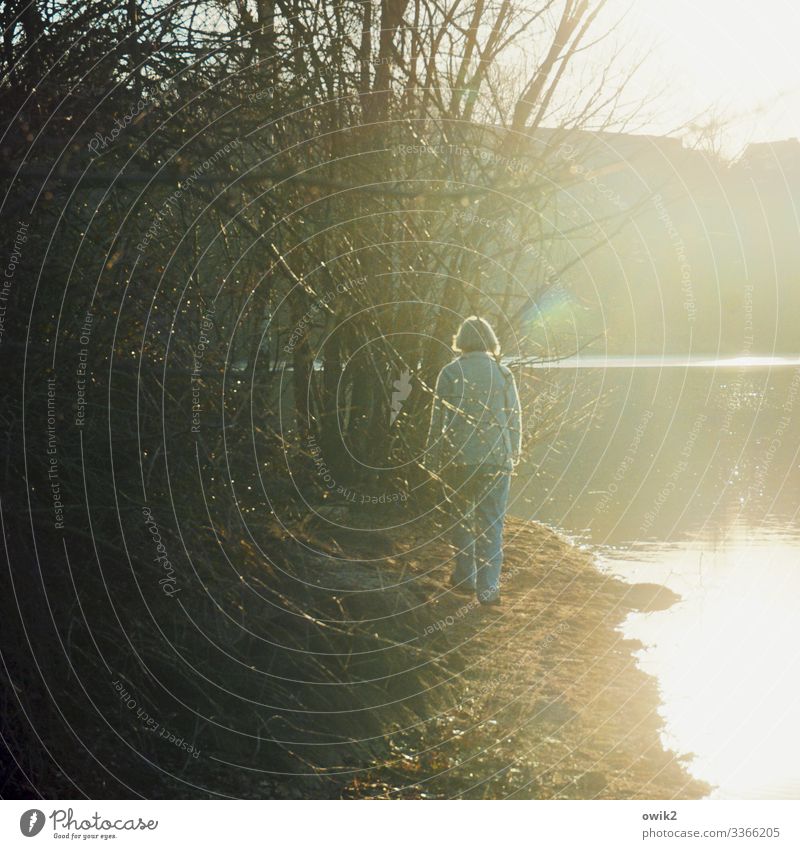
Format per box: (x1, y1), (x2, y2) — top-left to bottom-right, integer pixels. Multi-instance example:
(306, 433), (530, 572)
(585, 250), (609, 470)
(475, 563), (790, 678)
(426, 351), (522, 472)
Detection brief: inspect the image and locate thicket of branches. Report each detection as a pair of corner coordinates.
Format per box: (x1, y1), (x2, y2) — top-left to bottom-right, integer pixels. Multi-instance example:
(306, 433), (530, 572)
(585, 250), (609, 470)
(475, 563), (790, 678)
(2, 0), (638, 489)
(0, 0), (642, 797)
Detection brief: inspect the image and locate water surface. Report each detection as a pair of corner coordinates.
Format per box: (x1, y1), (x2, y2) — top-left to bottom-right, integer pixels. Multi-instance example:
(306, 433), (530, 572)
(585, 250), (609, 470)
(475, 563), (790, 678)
(514, 356), (800, 798)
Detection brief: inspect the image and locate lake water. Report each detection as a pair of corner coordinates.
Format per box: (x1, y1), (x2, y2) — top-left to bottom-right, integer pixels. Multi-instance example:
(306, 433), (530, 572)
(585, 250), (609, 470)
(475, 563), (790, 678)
(513, 356), (800, 799)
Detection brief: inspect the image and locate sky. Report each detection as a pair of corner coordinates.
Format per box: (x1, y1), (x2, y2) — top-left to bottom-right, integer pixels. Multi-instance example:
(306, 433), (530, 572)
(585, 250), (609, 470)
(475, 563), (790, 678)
(603, 0), (800, 156)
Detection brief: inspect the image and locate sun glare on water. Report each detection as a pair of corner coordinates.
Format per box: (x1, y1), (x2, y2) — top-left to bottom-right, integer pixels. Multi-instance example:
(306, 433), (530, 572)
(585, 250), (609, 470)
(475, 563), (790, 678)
(602, 525), (800, 799)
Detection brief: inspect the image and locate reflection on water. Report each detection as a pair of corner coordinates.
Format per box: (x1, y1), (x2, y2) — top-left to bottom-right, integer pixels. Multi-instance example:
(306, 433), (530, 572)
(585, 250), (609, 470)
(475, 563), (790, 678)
(514, 359), (800, 799)
(520, 354), (800, 370)
(600, 529), (800, 799)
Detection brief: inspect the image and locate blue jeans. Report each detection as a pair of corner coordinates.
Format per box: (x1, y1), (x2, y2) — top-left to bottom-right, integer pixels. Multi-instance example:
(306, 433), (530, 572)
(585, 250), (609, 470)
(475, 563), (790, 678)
(447, 466), (511, 603)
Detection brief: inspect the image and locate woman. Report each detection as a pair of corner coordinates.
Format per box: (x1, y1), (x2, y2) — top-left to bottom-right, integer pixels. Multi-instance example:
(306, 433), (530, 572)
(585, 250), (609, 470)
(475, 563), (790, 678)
(425, 316), (522, 605)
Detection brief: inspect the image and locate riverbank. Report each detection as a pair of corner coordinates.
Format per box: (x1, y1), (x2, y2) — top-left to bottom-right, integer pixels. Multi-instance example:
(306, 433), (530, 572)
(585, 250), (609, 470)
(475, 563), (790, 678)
(321, 514), (710, 799)
(1, 501), (710, 800)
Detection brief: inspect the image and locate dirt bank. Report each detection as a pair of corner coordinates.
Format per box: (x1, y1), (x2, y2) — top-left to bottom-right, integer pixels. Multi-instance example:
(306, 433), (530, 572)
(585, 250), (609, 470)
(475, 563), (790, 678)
(328, 515), (710, 799)
(1, 500), (709, 800)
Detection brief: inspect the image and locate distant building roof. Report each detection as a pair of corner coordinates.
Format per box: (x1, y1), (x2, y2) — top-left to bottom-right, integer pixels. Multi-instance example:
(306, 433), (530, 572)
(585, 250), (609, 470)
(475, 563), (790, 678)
(740, 138), (800, 174)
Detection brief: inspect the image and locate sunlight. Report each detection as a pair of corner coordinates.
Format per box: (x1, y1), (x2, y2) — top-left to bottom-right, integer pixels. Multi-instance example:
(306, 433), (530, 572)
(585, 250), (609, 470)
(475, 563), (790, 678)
(524, 355), (800, 369)
(603, 527), (800, 798)
(608, 0), (800, 153)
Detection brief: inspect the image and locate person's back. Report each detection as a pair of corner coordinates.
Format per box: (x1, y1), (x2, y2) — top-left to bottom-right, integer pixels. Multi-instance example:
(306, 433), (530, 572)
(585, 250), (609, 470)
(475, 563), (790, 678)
(432, 351), (519, 471)
(425, 317), (521, 605)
